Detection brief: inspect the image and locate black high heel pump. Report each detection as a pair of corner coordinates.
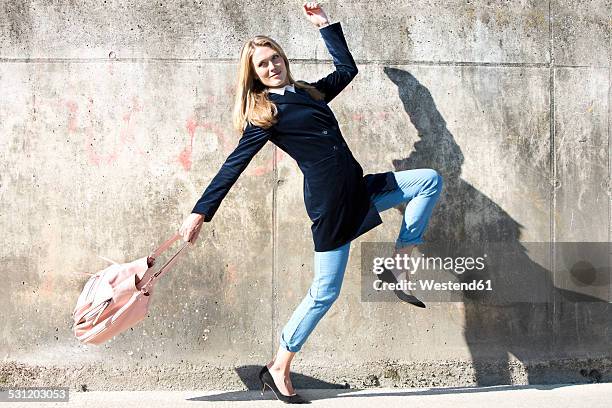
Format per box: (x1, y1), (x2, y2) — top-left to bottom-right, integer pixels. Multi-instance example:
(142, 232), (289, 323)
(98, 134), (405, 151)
(378, 267), (426, 308)
(258, 365), (310, 404)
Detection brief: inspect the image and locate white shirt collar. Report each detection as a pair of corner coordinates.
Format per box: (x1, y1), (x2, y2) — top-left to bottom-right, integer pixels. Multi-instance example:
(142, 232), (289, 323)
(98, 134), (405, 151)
(267, 83), (295, 96)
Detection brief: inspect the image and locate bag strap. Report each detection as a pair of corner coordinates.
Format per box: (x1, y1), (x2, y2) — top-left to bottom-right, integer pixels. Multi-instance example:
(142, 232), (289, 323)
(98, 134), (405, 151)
(137, 232), (191, 293)
(149, 232), (183, 260)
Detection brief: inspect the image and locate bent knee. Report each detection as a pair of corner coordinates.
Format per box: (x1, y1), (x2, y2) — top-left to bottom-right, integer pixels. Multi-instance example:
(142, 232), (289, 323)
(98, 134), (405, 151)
(315, 291), (341, 306)
(308, 287), (341, 306)
(423, 169), (443, 194)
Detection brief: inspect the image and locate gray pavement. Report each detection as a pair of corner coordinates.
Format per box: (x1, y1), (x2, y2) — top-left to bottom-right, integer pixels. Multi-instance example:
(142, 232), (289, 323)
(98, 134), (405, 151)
(6, 383), (612, 407)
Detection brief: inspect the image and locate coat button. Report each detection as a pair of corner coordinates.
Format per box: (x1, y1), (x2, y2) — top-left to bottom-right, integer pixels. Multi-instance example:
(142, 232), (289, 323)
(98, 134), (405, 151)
(322, 130), (328, 135)
(333, 145), (338, 150)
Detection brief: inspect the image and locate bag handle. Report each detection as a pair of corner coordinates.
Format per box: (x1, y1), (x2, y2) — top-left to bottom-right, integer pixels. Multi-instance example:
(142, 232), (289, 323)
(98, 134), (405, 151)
(137, 232), (192, 293)
(148, 232), (183, 262)
(139, 241), (191, 293)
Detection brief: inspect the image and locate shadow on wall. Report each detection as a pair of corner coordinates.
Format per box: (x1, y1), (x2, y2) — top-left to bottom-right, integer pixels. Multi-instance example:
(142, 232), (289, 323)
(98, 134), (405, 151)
(383, 67), (611, 386)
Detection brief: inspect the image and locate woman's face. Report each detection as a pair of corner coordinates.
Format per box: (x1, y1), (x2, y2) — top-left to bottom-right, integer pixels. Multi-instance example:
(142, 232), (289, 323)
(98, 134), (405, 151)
(252, 46), (288, 88)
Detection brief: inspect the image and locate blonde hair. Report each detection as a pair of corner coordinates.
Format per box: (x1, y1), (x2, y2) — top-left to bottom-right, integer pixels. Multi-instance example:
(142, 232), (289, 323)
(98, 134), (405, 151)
(232, 35), (325, 132)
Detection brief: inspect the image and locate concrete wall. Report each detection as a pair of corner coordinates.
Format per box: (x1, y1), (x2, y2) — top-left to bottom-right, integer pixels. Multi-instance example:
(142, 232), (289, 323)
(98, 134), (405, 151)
(1, 0), (610, 390)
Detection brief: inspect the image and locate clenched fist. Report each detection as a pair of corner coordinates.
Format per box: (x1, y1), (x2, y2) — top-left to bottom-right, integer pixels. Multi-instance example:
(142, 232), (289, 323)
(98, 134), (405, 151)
(179, 213), (204, 244)
(303, 2), (330, 28)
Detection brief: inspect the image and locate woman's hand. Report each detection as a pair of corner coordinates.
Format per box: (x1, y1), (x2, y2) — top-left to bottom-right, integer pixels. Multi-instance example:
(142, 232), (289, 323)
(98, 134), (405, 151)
(179, 213), (204, 244)
(303, 2), (330, 28)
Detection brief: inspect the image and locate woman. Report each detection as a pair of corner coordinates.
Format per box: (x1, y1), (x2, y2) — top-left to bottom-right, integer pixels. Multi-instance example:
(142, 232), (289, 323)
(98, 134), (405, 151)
(179, 2), (442, 403)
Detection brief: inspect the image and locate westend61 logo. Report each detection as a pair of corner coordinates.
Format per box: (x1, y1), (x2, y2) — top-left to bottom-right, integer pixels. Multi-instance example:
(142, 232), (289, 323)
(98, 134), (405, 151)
(371, 252), (492, 292)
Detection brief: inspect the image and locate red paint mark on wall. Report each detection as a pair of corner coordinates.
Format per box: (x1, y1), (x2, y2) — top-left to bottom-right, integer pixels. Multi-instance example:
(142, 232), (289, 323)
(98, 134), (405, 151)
(350, 110), (392, 123)
(118, 97), (146, 157)
(225, 263), (237, 285)
(84, 98), (117, 166)
(40, 272), (54, 295)
(179, 116), (231, 171)
(245, 147), (285, 177)
(66, 101), (78, 133)
(179, 117), (197, 170)
(180, 114), (285, 176)
(223, 263), (238, 303)
(65, 97), (145, 166)
(224, 84), (236, 97)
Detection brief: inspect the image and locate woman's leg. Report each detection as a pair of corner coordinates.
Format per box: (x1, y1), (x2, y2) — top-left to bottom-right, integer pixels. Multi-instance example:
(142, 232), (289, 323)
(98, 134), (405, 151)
(371, 168), (443, 249)
(371, 169), (443, 286)
(269, 241), (351, 394)
(266, 345), (297, 395)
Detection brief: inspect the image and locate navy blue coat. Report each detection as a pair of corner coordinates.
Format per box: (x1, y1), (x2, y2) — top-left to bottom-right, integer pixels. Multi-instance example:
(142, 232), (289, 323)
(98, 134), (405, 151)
(192, 22), (392, 251)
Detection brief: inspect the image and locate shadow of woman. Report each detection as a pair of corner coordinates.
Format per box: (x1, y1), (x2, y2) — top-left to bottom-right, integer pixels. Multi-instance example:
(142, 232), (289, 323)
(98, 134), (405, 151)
(185, 364), (352, 401)
(382, 67), (610, 386)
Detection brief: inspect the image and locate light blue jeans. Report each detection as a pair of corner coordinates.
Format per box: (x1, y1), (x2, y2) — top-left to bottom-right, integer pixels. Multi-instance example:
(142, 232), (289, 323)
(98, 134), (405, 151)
(280, 168), (443, 352)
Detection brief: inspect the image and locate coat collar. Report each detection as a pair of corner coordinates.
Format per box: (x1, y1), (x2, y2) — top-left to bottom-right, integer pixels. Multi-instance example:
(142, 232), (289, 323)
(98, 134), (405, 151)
(267, 85), (326, 109)
(267, 83), (296, 95)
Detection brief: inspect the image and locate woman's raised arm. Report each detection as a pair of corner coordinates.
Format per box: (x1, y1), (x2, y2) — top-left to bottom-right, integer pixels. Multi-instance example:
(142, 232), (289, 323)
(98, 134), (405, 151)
(303, 2), (358, 103)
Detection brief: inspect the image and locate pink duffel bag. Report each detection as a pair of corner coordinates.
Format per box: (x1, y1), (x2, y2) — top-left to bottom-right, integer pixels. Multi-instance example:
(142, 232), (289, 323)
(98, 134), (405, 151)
(72, 232), (190, 345)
